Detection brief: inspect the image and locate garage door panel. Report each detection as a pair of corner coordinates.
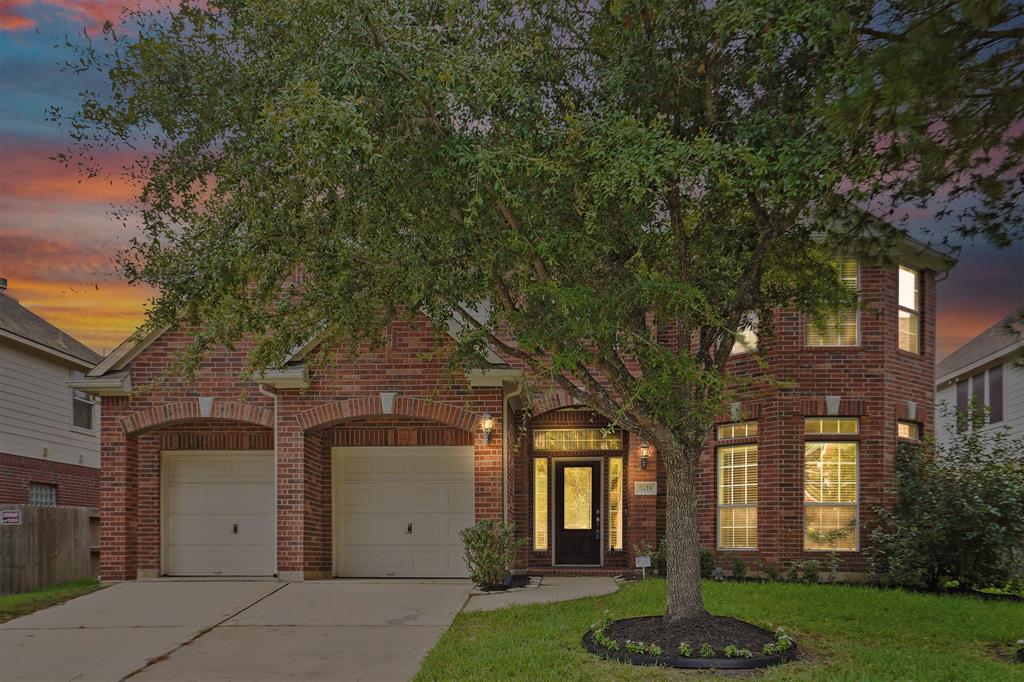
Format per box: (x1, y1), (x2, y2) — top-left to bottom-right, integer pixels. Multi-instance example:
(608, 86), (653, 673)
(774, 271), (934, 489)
(334, 446), (474, 578)
(163, 451), (274, 577)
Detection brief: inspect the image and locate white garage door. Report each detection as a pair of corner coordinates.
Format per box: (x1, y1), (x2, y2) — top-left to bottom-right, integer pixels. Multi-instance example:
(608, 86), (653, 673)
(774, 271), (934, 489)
(333, 446), (474, 577)
(163, 451), (275, 576)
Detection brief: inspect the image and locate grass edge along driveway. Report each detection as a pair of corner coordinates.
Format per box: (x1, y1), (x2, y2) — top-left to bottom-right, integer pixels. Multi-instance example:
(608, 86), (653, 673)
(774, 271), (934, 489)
(0, 579), (102, 624)
(415, 578), (1024, 681)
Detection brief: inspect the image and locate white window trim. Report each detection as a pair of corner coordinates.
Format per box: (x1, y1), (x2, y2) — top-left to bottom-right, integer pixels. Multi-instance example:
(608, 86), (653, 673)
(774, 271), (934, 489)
(806, 259), (861, 348)
(717, 444), (758, 551)
(803, 441), (860, 552)
(897, 265), (921, 354)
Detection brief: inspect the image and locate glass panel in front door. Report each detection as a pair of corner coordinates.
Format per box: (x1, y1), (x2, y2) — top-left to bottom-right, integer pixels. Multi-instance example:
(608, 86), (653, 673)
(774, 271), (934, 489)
(563, 466), (593, 529)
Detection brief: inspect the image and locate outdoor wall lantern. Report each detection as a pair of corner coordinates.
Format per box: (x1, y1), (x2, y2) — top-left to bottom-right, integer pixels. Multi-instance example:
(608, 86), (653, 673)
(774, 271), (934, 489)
(639, 442), (650, 470)
(481, 413), (495, 444)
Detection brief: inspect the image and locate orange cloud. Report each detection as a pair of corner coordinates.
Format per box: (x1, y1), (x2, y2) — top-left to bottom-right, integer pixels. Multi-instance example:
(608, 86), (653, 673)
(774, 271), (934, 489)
(1, 0), (173, 33)
(0, 143), (141, 204)
(0, 0), (34, 30)
(4, 278), (152, 355)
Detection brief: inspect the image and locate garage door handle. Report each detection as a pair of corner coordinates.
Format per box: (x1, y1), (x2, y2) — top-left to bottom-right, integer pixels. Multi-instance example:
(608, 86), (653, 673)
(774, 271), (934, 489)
(233, 523), (238, 535)
(407, 523), (413, 534)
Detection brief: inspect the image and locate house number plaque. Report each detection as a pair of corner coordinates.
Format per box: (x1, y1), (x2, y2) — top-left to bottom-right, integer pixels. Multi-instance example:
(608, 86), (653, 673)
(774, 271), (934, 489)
(634, 481), (657, 496)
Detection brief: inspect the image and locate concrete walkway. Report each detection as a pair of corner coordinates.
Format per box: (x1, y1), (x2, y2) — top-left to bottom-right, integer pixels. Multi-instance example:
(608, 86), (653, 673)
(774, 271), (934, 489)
(0, 579), (470, 682)
(462, 576), (619, 612)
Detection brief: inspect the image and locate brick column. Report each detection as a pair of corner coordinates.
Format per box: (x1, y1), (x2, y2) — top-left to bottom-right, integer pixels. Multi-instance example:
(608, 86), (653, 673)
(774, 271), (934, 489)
(99, 399), (138, 581)
(276, 413), (305, 580)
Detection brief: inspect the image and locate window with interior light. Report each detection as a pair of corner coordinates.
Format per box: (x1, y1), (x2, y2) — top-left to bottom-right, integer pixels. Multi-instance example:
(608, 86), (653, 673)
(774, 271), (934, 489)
(717, 421), (758, 440)
(532, 429), (622, 451)
(807, 258), (859, 347)
(533, 458), (548, 550)
(731, 313), (759, 355)
(897, 421), (920, 440)
(898, 266), (920, 353)
(718, 444), (757, 549)
(608, 457), (623, 551)
(804, 418), (858, 551)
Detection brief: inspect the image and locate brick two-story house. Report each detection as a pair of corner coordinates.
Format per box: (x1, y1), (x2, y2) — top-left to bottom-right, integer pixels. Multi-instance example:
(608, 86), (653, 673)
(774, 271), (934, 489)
(71, 241), (952, 581)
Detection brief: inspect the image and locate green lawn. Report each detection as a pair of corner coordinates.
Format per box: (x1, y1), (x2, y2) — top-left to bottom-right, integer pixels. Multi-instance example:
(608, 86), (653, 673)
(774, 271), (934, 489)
(0, 579), (102, 623)
(416, 579), (1024, 681)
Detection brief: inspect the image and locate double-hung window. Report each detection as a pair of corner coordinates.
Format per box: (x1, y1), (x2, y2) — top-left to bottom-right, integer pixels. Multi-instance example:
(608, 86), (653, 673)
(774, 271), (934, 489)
(898, 266), (920, 353)
(807, 258), (859, 347)
(731, 313), (759, 355)
(804, 418), (858, 551)
(718, 444), (758, 549)
(71, 372), (96, 430)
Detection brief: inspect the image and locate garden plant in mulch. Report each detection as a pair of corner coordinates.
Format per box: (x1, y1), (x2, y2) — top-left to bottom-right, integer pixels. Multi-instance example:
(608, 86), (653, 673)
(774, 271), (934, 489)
(584, 612), (797, 669)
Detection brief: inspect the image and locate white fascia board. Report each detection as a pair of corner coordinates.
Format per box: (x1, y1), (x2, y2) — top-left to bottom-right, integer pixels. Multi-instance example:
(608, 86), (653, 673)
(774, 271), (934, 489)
(255, 366), (310, 390)
(67, 370), (132, 396)
(935, 339), (1024, 387)
(467, 367), (523, 387)
(88, 324), (170, 377)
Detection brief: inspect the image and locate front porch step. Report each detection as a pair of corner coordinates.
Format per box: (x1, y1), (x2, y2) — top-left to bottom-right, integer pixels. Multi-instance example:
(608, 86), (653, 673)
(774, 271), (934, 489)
(530, 567), (623, 577)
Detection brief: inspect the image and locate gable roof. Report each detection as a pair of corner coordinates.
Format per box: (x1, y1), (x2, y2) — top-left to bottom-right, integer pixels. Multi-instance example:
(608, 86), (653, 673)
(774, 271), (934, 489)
(0, 292), (101, 368)
(936, 308), (1024, 385)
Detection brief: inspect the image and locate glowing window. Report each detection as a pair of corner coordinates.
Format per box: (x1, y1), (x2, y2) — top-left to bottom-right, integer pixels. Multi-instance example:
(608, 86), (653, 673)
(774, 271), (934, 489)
(563, 467), (592, 530)
(532, 429), (622, 451)
(804, 441), (858, 551)
(807, 259), (859, 347)
(608, 458), (623, 550)
(718, 445), (757, 549)
(533, 459), (548, 550)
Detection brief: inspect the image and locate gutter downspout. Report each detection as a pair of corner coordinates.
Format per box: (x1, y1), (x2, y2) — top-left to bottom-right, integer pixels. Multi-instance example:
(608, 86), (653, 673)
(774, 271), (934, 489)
(502, 379), (524, 523)
(258, 383), (279, 578)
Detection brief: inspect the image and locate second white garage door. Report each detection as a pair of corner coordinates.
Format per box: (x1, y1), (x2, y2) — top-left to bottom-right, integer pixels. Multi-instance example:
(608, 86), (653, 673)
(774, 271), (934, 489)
(162, 451), (275, 577)
(332, 445), (474, 577)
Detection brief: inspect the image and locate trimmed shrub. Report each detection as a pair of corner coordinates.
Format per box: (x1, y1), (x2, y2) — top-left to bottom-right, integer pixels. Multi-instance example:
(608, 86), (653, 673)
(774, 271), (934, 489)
(700, 549), (714, 579)
(731, 556), (748, 579)
(867, 410), (1024, 592)
(460, 519), (526, 587)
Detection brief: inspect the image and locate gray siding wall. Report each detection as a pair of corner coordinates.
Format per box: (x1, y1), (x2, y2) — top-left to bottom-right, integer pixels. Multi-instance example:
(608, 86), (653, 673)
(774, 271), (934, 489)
(0, 340), (100, 468)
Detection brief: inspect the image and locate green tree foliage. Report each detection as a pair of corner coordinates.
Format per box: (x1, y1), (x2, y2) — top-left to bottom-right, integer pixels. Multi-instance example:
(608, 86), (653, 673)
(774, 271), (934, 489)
(57, 0), (1022, 619)
(868, 411), (1024, 592)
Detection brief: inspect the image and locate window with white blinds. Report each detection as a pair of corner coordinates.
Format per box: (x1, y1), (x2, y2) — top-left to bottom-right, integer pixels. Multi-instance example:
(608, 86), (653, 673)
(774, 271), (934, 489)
(807, 259), (859, 347)
(718, 445), (758, 549)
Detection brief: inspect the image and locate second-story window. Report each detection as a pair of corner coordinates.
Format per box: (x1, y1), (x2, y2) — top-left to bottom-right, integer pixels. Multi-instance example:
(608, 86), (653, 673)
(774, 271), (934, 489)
(71, 372), (96, 430)
(731, 313), (759, 355)
(807, 258), (859, 347)
(898, 266), (920, 353)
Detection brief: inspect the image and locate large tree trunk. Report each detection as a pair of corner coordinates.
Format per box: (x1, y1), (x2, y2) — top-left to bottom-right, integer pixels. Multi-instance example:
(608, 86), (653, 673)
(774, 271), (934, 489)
(664, 445), (708, 622)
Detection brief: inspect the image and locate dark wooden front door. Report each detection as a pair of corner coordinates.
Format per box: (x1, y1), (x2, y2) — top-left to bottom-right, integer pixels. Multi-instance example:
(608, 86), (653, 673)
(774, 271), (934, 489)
(555, 461), (601, 565)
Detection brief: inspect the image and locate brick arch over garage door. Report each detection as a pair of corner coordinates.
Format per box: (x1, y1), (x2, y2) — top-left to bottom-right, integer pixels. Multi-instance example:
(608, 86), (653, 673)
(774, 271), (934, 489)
(294, 395), (480, 433)
(120, 399), (274, 434)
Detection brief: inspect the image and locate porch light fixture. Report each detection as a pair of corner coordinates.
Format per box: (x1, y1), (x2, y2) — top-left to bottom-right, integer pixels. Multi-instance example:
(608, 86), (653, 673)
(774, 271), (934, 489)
(481, 413), (494, 444)
(639, 442), (650, 470)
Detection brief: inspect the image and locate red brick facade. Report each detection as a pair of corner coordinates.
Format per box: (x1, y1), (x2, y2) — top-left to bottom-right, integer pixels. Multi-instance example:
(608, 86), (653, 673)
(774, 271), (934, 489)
(93, 264), (938, 581)
(0, 452), (99, 507)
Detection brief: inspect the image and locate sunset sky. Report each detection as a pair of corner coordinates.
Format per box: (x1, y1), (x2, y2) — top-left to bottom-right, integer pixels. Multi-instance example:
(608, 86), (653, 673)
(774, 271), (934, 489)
(1, 1), (1021, 359)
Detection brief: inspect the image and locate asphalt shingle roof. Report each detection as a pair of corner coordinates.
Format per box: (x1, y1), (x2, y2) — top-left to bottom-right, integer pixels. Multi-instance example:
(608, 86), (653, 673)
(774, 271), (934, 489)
(936, 307), (1024, 380)
(0, 292), (101, 365)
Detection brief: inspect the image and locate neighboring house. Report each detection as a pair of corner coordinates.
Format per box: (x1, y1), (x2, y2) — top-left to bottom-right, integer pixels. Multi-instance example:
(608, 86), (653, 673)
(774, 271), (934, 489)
(72, 241), (952, 582)
(935, 308), (1024, 446)
(0, 279), (102, 507)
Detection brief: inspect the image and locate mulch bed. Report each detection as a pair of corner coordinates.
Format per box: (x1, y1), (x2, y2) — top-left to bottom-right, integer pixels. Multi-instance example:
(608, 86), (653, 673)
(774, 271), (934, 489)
(584, 615), (797, 669)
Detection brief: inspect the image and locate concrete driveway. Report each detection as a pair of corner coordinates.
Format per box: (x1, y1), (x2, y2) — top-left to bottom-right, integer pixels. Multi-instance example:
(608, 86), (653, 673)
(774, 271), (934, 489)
(0, 579), (470, 682)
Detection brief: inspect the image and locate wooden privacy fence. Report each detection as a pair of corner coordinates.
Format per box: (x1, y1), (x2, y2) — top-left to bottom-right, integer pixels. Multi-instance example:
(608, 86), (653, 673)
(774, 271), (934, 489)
(0, 505), (99, 595)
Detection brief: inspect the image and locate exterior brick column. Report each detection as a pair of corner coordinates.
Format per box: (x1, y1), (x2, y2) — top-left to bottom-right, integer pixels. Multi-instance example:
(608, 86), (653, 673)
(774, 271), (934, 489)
(275, 413), (305, 580)
(99, 398), (138, 581)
